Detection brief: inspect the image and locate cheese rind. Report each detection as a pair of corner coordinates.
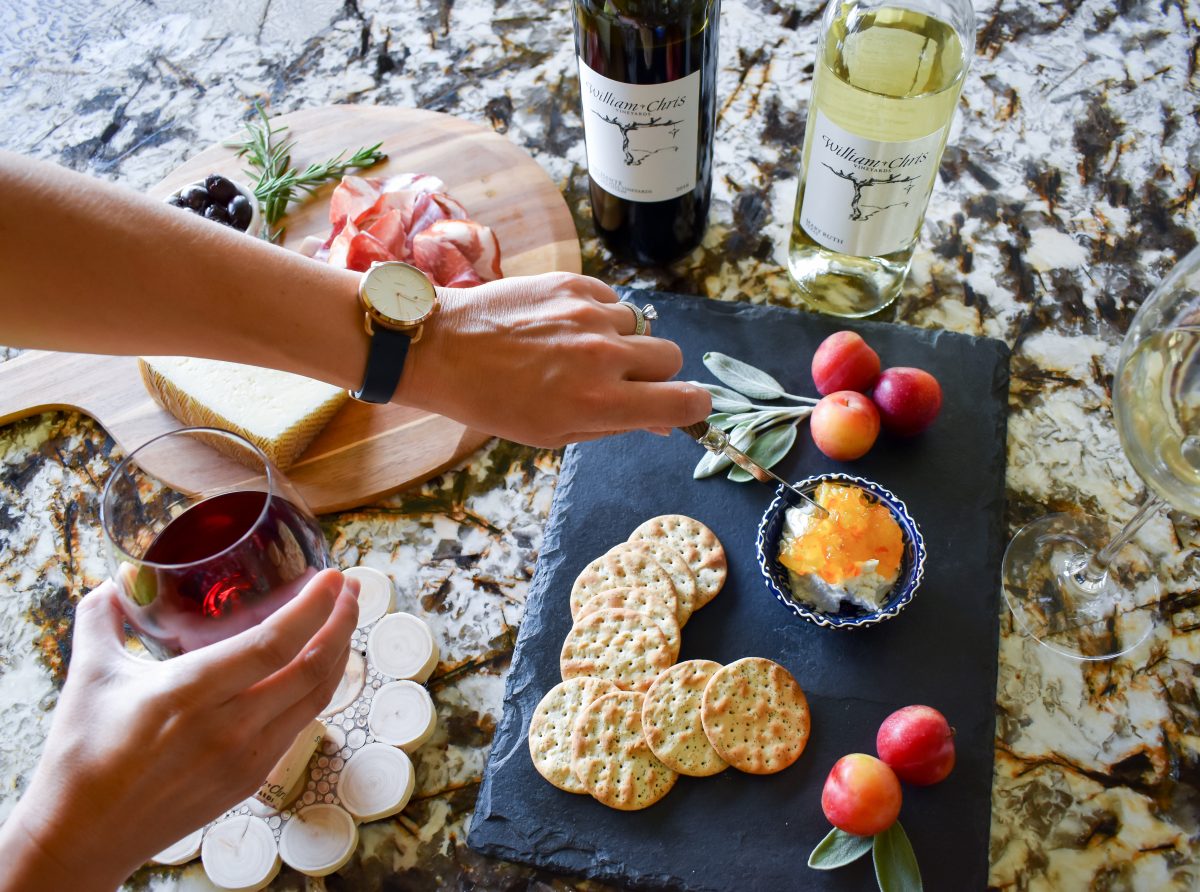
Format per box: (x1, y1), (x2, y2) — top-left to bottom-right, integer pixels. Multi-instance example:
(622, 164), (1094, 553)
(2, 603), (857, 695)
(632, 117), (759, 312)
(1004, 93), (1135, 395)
(139, 356), (347, 470)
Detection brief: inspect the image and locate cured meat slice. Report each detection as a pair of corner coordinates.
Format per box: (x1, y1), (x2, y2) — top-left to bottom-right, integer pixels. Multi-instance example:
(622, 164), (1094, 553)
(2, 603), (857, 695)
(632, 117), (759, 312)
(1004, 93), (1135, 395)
(414, 219), (502, 281)
(411, 234), (483, 288)
(345, 231), (398, 272)
(328, 176), (382, 228)
(406, 192), (469, 252)
(363, 208), (408, 261)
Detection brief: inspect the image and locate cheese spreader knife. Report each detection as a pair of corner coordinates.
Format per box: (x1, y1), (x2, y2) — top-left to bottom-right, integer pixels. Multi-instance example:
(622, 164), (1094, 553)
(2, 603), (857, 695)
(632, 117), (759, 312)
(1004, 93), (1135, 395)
(678, 421), (829, 517)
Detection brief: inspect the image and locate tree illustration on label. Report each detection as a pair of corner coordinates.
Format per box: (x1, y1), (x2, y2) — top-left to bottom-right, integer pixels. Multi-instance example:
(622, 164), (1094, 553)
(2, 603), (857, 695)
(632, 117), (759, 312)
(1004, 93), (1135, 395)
(821, 164), (921, 222)
(594, 112), (682, 166)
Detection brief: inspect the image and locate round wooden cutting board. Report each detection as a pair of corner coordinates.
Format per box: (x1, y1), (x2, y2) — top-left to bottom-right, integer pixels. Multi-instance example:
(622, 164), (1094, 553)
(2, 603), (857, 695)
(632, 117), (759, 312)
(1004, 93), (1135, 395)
(0, 106), (581, 513)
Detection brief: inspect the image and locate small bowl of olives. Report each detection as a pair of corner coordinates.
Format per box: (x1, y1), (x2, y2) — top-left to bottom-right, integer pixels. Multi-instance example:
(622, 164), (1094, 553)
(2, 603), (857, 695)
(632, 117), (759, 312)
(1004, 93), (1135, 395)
(166, 174), (261, 235)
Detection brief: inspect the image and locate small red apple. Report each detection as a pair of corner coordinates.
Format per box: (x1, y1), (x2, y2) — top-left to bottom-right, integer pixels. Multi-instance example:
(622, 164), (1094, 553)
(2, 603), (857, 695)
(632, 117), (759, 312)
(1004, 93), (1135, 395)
(811, 331), (881, 395)
(872, 367), (943, 436)
(876, 705), (956, 786)
(810, 391), (880, 461)
(821, 753), (902, 836)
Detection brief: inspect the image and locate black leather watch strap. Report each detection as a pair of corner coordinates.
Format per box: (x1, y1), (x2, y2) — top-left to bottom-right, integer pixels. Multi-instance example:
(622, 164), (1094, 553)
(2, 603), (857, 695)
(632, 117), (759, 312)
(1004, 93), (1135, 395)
(351, 324), (412, 404)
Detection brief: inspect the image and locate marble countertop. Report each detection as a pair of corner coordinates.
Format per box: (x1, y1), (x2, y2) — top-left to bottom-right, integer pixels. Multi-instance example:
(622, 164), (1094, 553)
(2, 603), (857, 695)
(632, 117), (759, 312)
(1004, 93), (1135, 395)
(2, 0), (1198, 889)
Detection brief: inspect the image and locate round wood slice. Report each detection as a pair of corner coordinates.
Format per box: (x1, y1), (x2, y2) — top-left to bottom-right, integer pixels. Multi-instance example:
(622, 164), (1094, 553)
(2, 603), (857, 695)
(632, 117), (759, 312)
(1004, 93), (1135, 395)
(0, 106), (581, 513)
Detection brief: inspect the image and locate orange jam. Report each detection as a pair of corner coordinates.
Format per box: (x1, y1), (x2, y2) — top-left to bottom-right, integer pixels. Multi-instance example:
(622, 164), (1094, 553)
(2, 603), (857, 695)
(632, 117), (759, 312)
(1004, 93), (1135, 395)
(779, 482), (903, 585)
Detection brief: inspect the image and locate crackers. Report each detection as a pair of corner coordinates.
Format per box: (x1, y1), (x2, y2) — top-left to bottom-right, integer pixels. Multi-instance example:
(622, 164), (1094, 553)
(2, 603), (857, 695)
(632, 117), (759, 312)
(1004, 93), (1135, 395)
(641, 660), (729, 777)
(571, 691), (677, 810)
(700, 657), (810, 775)
(629, 515), (727, 609)
(560, 608), (677, 693)
(528, 677), (619, 793)
(570, 542), (677, 619)
(578, 586), (681, 656)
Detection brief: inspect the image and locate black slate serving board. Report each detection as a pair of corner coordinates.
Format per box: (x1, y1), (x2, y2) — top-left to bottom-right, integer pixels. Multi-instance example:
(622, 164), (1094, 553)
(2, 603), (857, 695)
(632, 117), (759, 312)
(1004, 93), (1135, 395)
(468, 291), (1010, 890)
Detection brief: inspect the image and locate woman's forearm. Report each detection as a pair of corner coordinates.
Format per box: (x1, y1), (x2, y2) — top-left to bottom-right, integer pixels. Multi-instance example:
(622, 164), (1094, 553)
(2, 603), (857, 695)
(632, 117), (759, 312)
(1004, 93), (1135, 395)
(0, 149), (367, 391)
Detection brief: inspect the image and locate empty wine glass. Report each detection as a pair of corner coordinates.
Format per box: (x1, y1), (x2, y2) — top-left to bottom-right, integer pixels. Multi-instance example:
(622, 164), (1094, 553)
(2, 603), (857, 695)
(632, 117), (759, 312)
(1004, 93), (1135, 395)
(100, 427), (329, 659)
(1002, 245), (1200, 660)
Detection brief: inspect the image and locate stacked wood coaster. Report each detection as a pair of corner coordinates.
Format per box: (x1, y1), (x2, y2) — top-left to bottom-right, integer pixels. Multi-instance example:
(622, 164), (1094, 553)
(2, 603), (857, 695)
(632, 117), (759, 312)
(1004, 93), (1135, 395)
(150, 566), (439, 889)
(530, 515), (812, 810)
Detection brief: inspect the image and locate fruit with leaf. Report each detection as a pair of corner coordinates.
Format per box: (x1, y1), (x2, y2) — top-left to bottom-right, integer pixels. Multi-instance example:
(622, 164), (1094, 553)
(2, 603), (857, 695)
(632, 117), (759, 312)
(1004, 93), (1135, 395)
(810, 391), (881, 461)
(821, 753), (902, 837)
(876, 705), (955, 785)
(811, 331), (881, 395)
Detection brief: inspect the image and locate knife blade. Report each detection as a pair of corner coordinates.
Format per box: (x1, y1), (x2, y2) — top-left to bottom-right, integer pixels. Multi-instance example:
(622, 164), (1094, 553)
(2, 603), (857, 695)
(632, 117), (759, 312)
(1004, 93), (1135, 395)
(678, 421), (829, 516)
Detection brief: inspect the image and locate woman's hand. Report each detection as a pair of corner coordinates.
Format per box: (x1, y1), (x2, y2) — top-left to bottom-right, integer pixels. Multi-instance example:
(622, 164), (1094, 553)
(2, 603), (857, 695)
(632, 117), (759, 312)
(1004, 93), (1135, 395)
(0, 569), (358, 892)
(398, 272), (712, 447)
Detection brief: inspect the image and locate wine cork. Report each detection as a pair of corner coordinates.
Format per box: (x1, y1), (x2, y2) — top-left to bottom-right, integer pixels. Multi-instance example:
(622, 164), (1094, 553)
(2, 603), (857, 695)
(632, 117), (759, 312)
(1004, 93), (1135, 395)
(345, 566), (393, 627)
(278, 804), (359, 877)
(151, 827), (203, 865)
(322, 650), (366, 716)
(338, 742), (415, 822)
(368, 680), (437, 753)
(367, 612), (439, 682)
(254, 718), (324, 810)
(201, 815), (280, 892)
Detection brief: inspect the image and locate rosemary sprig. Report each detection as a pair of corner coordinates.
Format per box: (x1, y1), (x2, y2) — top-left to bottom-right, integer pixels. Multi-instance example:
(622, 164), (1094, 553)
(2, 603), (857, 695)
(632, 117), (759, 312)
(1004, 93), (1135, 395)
(689, 352), (817, 482)
(226, 104), (387, 242)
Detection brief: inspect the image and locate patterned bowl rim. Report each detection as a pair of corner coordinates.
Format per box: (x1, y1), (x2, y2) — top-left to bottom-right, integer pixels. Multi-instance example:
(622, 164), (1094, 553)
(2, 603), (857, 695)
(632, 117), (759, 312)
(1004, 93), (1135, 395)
(754, 472), (927, 630)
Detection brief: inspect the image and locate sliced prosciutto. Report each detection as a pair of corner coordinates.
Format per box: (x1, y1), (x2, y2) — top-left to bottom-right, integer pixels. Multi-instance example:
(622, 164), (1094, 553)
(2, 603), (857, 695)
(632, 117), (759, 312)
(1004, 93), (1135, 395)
(305, 172), (502, 285)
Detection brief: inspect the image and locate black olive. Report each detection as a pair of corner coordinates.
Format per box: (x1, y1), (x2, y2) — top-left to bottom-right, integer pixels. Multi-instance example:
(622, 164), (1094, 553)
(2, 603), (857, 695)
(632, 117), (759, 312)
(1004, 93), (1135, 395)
(228, 195), (253, 231)
(205, 174), (240, 204)
(181, 185), (209, 210)
(167, 194), (188, 208)
(204, 203), (232, 225)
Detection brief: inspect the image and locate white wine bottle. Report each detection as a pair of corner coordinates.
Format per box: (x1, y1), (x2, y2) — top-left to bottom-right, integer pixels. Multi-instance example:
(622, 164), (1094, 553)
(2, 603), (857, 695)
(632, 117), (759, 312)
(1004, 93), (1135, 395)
(572, 0), (720, 265)
(788, 0), (975, 316)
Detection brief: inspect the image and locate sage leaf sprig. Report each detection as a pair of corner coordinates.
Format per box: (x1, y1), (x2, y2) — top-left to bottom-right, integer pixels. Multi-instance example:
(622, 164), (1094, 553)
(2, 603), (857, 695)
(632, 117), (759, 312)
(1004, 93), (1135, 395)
(689, 352), (817, 482)
(807, 822), (923, 892)
(227, 103), (387, 243)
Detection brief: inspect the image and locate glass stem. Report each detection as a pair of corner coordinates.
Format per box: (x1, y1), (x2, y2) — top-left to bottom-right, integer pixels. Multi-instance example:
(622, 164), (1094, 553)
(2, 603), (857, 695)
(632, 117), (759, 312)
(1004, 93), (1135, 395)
(1078, 493), (1165, 585)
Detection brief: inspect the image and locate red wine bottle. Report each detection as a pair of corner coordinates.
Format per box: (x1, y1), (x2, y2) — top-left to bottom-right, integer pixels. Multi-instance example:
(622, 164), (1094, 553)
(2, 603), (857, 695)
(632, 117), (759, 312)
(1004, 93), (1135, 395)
(573, 0), (720, 265)
(128, 490), (327, 657)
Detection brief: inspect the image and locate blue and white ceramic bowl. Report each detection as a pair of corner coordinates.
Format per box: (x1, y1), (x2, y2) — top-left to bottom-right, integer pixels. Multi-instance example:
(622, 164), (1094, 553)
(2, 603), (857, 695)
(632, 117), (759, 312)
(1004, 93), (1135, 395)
(755, 473), (926, 630)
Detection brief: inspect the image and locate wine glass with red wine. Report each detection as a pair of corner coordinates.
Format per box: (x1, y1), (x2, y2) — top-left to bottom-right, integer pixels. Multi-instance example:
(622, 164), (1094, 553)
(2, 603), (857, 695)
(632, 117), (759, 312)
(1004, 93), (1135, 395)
(101, 427), (330, 659)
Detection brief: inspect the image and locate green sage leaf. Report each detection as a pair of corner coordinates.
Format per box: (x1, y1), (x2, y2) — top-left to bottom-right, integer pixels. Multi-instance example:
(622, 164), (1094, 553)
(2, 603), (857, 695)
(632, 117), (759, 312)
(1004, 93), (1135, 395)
(727, 423), (797, 483)
(703, 352), (785, 400)
(693, 450), (732, 479)
(705, 412), (739, 432)
(807, 826), (874, 870)
(873, 822), (923, 892)
(691, 381), (753, 413)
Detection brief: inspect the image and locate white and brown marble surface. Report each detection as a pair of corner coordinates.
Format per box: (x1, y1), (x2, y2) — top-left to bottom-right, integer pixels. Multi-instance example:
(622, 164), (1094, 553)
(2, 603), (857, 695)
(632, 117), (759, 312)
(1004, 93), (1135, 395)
(1, 0), (1198, 889)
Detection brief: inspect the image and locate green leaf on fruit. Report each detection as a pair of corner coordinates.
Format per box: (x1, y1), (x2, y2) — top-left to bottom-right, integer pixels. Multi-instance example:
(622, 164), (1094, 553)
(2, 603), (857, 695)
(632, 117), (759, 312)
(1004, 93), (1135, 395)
(702, 352), (786, 400)
(727, 423), (796, 482)
(691, 381), (753, 413)
(808, 827), (873, 870)
(873, 822), (923, 892)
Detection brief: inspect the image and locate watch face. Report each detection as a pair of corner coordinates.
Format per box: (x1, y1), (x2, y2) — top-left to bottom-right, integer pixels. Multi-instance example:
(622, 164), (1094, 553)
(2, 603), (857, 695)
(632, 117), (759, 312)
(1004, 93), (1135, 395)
(362, 263), (436, 325)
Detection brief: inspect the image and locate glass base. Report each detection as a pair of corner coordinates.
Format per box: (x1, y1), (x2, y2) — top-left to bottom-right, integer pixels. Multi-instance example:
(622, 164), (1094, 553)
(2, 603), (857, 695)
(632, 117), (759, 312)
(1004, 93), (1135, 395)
(1002, 513), (1158, 661)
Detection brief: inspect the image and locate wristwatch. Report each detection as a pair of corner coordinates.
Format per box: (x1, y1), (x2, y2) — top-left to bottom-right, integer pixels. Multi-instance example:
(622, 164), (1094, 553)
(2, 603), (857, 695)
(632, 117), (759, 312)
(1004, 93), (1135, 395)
(351, 261), (438, 403)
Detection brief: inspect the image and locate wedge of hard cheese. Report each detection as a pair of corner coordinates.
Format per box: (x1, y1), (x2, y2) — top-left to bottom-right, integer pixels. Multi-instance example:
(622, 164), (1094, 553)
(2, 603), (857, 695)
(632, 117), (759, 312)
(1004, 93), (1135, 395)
(139, 357), (347, 470)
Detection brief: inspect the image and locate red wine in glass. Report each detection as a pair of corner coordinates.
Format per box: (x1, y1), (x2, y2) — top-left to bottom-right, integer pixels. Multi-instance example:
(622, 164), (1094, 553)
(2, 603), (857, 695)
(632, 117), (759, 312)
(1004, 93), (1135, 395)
(102, 428), (329, 659)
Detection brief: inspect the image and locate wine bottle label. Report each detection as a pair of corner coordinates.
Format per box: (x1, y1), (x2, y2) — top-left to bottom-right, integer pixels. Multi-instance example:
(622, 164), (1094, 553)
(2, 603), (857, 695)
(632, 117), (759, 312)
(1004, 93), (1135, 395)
(577, 57), (700, 203)
(799, 110), (945, 257)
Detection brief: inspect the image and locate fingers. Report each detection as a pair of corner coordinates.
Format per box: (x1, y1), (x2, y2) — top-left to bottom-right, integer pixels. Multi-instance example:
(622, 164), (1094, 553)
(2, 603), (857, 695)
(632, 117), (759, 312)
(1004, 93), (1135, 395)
(173, 569), (349, 704)
(622, 336), (683, 381)
(70, 580), (126, 667)
(236, 587), (358, 727)
(596, 381), (712, 433)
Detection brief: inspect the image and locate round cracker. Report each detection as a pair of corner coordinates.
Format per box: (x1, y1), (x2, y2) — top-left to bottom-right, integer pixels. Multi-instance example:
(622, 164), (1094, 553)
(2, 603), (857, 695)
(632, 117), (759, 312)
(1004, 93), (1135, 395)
(560, 608), (677, 692)
(570, 542), (678, 619)
(613, 540), (698, 626)
(528, 677), (620, 793)
(642, 660), (729, 777)
(628, 515), (726, 609)
(578, 586), (681, 657)
(700, 657), (810, 775)
(571, 690), (678, 810)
